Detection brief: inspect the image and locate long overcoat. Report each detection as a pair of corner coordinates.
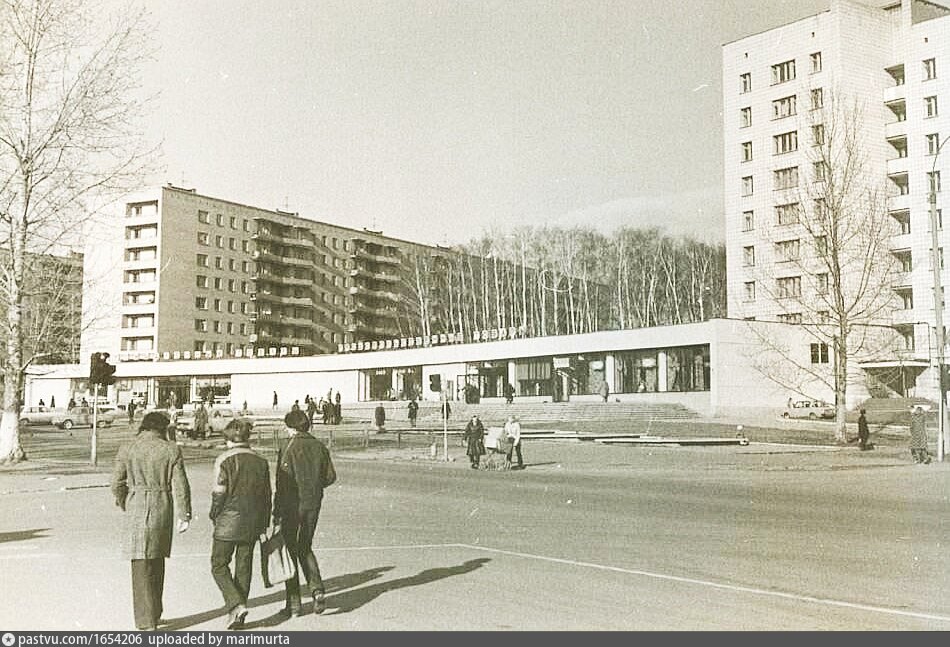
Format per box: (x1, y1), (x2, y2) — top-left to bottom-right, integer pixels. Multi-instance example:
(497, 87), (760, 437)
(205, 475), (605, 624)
(909, 410), (928, 450)
(463, 419), (486, 458)
(111, 430), (192, 560)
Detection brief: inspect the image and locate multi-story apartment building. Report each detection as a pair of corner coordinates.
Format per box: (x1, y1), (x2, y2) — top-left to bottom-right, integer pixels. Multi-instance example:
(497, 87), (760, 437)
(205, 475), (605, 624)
(83, 185), (456, 365)
(723, 0), (948, 397)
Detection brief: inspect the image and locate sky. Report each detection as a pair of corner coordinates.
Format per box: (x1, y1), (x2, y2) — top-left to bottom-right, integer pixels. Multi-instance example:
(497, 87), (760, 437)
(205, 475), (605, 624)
(141, 0), (830, 247)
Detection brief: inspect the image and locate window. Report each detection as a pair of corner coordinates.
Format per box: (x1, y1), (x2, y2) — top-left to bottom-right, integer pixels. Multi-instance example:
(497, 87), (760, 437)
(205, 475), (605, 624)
(811, 88), (823, 110)
(925, 96), (938, 118)
(810, 52), (822, 74)
(198, 210), (210, 224)
(924, 58), (936, 81)
(229, 259), (236, 271)
(229, 237), (236, 251)
(773, 166), (799, 190)
(812, 124), (825, 146)
(241, 302), (250, 314)
(228, 300), (236, 314)
(810, 343), (829, 364)
(928, 248), (944, 270)
(929, 171), (942, 194)
(332, 238), (338, 250)
(214, 277), (222, 290)
(242, 240), (250, 252)
(742, 210), (755, 231)
(743, 281), (756, 301)
(815, 235), (828, 256)
(816, 272), (828, 294)
(240, 324), (247, 336)
(813, 161), (828, 181)
(740, 106), (752, 128)
(778, 313), (802, 324)
(228, 279), (236, 292)
(215, 235), (224, 248)
(196, 253), (209, 267)
(775, 202), (800, 225)
(195, 296), (207, 310)
(216, 213), (224, 226)
(214, 256), (223, 269)
(227, 322), (234, 335)
(772, 95), (797, 119)
(243, 219), (250, 232)
(902, 329), (915, 351)
(196, 275), (209, 288)
(195, 319), (208, 332)
(741, 175), (754, 196)
(771, 59), (796, 85)
(900, 290), (914, 310)
(928, 134), (941, 156)
(242, 261), (249, 273)
(213, 321), (222, 334)
(214, 298), (222, 312)
(743, 246), (755, 266)
(197, 232), (210, 246)
(775, 239), (800, 262)
(773, 131), (798, 155)
(241, 280), (248, 294)
(741, 141), (753, 162)
(740, 73), (752, 93)
(229, 216), (237, 229)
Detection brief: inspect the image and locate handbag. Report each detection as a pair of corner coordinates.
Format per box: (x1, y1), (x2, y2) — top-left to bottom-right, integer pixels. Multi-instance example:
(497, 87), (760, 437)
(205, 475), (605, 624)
(260, 526), (296, 588)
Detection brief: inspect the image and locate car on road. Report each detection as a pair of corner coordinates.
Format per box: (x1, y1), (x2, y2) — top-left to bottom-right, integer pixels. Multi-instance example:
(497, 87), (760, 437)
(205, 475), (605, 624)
(175, 407), (241, 437)
(51, 406), (119, 430)
(783, 400), (835, 419)
(19, 407), (60, 426)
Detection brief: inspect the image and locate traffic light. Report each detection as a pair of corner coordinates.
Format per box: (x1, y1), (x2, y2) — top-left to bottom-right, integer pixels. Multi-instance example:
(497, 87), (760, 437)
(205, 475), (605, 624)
(429, 374), (442, 393)
(89, 352), (116, 387)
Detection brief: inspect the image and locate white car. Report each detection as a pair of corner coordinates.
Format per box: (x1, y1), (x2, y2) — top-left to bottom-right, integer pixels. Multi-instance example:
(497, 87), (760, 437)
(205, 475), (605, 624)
(783, 400), (835, 420)
(176, 408), (241, 436)
(51, 406), (119, 430)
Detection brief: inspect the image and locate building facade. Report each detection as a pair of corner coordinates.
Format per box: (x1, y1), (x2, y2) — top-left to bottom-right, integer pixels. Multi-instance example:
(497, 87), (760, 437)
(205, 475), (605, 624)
(723, 0), (949, 397)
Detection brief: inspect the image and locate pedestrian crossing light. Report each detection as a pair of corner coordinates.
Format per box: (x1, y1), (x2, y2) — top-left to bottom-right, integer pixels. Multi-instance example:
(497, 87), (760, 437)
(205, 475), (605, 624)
(89, 352), (116, 387)
(429, 374), (442, 393)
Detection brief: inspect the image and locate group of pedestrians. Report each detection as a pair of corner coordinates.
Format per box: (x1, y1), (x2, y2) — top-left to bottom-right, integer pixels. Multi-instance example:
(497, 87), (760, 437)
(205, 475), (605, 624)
(462, 414), (524, 470)
(110, 408), (336, 631)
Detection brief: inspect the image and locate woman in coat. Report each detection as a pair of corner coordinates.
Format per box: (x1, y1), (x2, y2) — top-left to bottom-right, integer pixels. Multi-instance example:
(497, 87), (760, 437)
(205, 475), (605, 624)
(111, 412), (192, 631)
(463, 415), (486, 469)
(909, 405), (931, 464)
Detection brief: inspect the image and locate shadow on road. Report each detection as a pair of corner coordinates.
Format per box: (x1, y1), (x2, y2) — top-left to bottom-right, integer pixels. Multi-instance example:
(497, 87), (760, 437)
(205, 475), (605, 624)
(323, 558), (491, 615)
(0, 528), (50, 544)
(164, 565), (397, 630)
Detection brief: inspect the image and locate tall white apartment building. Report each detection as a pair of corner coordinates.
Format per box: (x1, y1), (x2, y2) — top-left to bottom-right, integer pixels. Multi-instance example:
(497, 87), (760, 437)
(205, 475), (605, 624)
(723, 0), (949, 397)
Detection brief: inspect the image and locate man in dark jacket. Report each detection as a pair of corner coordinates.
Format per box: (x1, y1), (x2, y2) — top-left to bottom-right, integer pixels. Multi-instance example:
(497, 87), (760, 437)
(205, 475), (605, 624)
(210, 419), (271, 630)
(274, 409), (337, 616)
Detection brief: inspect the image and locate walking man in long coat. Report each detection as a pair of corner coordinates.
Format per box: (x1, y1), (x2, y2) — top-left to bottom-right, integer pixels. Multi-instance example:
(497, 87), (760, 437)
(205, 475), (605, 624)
(111, 412), (192, 631)
(210, 419), (271, 629)
(274, 409), (337, 616)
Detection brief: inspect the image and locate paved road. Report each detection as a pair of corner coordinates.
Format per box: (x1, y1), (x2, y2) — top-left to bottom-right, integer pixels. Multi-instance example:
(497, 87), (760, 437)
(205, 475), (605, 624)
(0, 436), (948, 630)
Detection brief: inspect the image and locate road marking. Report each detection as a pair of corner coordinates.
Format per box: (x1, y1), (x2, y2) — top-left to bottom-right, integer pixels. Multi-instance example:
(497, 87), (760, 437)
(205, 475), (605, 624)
(457, 543), (950, 624)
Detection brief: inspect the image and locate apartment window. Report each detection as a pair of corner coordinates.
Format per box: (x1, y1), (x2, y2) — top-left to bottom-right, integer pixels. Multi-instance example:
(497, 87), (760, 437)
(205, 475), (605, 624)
(227, 322), (234, 335)
(773, 131), (798, 155)
(229, 259), (236, 271)
(228, 279), (236, 292)
(198, 210), (210, 224)
(229, 237), (237, 251)
(242, 261), (249, 273)
(241, 280), (248, 294)
(743, 281), (756, 301)
(741, 141), (753, 162)
(927, 134), (941, 156)
(241, 302), (250, 314)
(332, 238), (338, 250)
(899, 252), (913, 272)
(900, 290), (914, 310)
(214, 256), (223, 270)
(215, 235), (224, 248)
(197, 232), (210, 246)
(810, 52), (822, 74)
(771, 59), (796, 85)
(923, 58), (936, 81)
(741, 175), (754, 196)
(243, 219), (250, 232)
(242, 240), (250, 252)
(743, 246), (755, 266)
(194, 341), (206, 353)
(775, 239), (800, 262)
(810, 343), (829, 364)
(775, 202), (800, 225)
(816, 311), (830, 323)
(213, 321), (222, 334)
(239, 324), (247, 336)
(196, 253), (209, 268)
(228, 300), (236, 314)
(742, 210), (755, 231)
(816, 272), (829, 294)
(925, 96), (938, 118)
(929, 171), (942, 194)
(214, 298), (222, 312)
(778, 313), (802, 324)
(813, 161), (828, 182)
(928, 248), (944, 270)
(195, 319), (208, 333)
(196, 275), (209, 288)
(214, 277), (222, 290)
(773, 166), (799, 190)
(812, 124), (825, 146)
(740, 106), (752, 128)
(772, 95), (797, 119)
(902, 329), (915, 351)
(229, 216), (237, 229)
(810, 88), (823, 110)
(740, 73), (752, 93)
(815, 235), (828, 256)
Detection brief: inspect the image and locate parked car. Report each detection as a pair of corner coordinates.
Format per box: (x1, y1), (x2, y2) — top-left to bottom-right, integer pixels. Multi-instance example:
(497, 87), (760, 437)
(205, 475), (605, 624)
(19, 407), (60, 426)
(783, 400), (835, 419)
(51, 406), (119, 430)
(175, 408), (241, 437)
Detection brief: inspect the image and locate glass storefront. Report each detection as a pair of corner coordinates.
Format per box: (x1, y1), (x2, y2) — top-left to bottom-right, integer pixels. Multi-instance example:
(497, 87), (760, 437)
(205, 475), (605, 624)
(666, 345), (710, 392)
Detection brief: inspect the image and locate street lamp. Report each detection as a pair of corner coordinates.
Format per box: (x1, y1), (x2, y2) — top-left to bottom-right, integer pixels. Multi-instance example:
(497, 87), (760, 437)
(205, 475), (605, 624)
(929, 134), (948, 461)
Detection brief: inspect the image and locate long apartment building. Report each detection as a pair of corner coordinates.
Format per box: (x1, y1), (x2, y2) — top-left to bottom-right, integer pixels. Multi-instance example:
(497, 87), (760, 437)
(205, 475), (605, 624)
(83, 185), (457, 364)
(723, 0), (949, 396)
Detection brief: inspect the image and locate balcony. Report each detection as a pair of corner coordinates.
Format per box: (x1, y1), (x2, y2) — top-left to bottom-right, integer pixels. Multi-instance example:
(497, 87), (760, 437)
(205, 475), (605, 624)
(253, 229), (314, 248)
(883, 84), (904, 104)
(352, 247), (401, 266)
(886, 157), (909, 176)
(891, 271), (912, 288)
(349, 266), (401, 283)
(254, 293), (313, 307)
(348, 285), (400, 302)
(891, 309), (918, 326)
(348, 302), (398, 319)
(888, 194), (910, 213)
(346, 321), (393, 337)
(889, 232), (912, 250)
(884, 120), (906, 140)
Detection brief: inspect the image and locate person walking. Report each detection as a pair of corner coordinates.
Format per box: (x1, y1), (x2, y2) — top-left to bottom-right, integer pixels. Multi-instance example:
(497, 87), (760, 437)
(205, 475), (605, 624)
(504, 415), (524, 470)
(333, 392), (342, 425)
(110, 412), (192, 631)
(504, 382), (514, 405)
(307, 397), (318, 428)
(210, 419), (271, 630)
(274, 409), (337, 617)
(127, 400), (137, 425)
(909, 405), (932, 464)
(272, 391), (278, 411)
(463, 414), (486, 469)
(320, 397), (330, 425)
(194, 403), (209, 440)
(857, 409), (873, 451)
(373, 404), (386, 432)
(440, 399), (451, 423)
(407, 399), (419, 428)
(599, 381), (610, 403)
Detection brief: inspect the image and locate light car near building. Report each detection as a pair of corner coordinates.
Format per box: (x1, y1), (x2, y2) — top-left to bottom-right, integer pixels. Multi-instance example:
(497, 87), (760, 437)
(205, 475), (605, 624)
(50, 406), (119, 430)
(19, 407), (60, 426)
(782, 400), (835, 420)
(175, 407), (240, 437)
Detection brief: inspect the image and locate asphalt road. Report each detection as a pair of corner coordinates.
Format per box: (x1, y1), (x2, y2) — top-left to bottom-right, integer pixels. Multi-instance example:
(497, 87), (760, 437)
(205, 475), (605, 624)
(0, 431), (949, 630)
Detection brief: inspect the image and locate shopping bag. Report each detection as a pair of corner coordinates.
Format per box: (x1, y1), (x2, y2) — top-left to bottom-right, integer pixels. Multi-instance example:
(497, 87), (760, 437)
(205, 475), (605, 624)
(260, 527), (296, 588)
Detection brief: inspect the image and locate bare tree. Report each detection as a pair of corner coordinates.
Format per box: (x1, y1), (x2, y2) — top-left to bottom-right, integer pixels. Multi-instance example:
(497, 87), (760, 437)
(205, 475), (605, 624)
(0, 0), (155, 464)
(753, 94), (897, 441)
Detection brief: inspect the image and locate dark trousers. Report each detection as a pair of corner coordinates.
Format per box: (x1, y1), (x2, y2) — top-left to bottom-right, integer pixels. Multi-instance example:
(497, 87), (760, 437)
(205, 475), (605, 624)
(211, 538), (254, 612)
(283, 507), (324, 606)
(131, 558), (165, 630)
(506, 443), (524, 467)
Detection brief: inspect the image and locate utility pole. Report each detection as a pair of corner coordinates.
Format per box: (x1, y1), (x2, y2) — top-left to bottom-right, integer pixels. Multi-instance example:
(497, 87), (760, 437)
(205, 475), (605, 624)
(930, 136), (947, 462)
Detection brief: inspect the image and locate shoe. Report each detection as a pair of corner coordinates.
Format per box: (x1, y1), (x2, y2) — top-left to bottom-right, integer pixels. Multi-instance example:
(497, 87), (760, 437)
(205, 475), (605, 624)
(277, 604), (303, 618)
(313, 592), (327, 615)
(227, 604), (248, 630)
